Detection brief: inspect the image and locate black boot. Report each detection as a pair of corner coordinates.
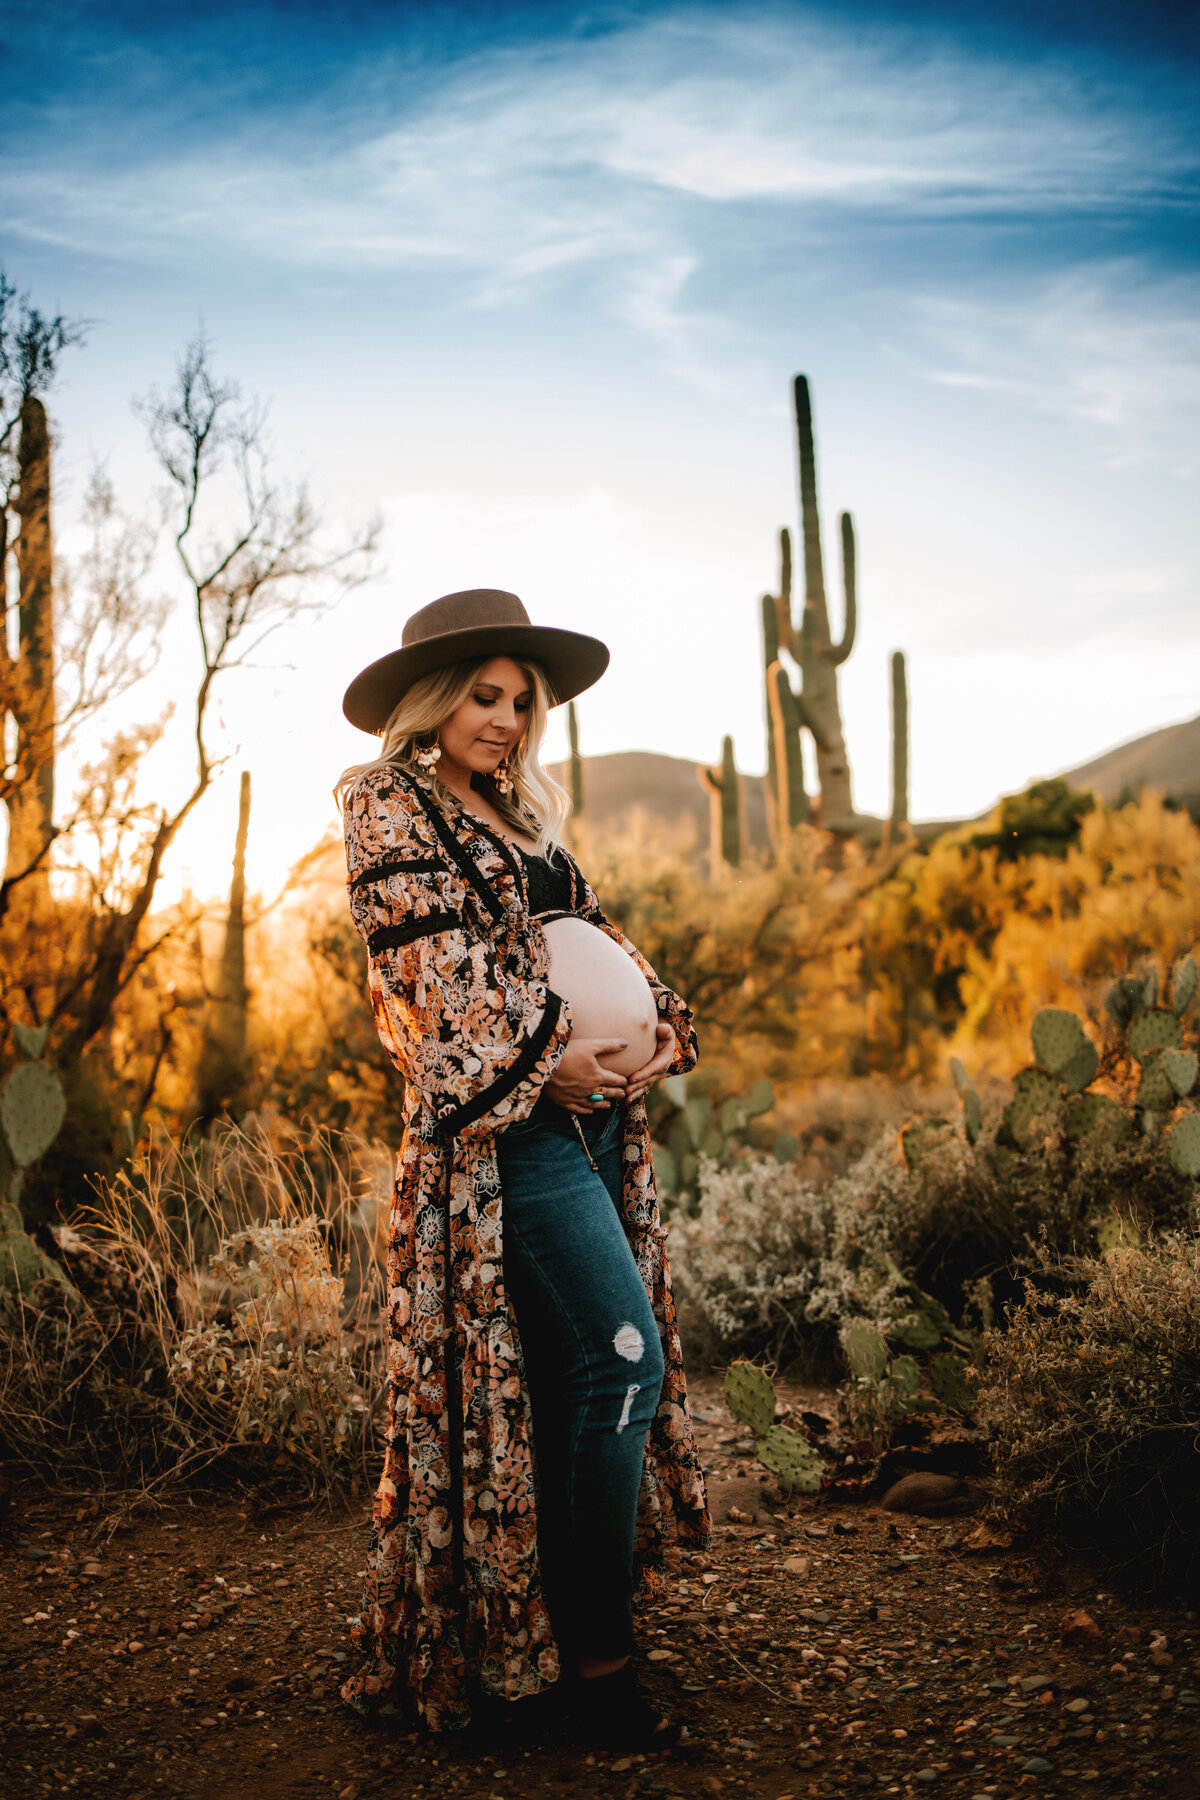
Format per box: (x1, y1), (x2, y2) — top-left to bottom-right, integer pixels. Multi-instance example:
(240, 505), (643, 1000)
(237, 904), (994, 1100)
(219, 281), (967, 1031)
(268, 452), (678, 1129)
(567, 1661), (681, 1753)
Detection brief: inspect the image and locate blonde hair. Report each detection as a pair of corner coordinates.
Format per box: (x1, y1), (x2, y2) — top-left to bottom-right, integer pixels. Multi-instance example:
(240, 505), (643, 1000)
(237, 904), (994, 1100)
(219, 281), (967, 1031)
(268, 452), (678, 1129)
(334, 656), (570, 857)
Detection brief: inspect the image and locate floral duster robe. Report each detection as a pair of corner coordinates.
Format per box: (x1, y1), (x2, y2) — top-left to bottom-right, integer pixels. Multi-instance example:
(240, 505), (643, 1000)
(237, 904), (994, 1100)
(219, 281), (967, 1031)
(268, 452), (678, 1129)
(339, 762), (710, 1731)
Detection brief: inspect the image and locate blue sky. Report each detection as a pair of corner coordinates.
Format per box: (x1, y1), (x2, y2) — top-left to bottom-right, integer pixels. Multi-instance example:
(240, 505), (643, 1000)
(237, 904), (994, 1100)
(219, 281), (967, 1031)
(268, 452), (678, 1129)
(3, 0), (1198, 891)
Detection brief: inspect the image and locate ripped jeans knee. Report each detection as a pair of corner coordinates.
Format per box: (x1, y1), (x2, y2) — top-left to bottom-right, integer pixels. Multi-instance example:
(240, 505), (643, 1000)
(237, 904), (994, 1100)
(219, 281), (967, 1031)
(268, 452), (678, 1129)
(610, 1318), (666, 1434)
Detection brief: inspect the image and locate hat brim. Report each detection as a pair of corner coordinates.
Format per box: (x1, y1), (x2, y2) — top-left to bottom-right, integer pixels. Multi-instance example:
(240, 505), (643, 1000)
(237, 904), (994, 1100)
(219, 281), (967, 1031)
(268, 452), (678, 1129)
(342, 622), (610, 735)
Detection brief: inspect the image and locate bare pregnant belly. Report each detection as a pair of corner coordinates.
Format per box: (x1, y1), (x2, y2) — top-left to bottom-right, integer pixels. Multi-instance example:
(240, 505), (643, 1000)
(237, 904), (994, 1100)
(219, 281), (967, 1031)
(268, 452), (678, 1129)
(543, 916), (659, 1078)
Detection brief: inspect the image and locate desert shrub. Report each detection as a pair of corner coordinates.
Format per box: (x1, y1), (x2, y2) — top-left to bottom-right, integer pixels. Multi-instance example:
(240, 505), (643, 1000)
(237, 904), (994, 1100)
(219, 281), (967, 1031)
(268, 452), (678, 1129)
(981, 1235), (1200, 1592)
(865, 792), (1200, 1076)
(0, 1116), (391, 1498)
(670, 1113), (1197, 1372)
(668, 1145), (910, 1372)
(872, 1123), (1197, 1324)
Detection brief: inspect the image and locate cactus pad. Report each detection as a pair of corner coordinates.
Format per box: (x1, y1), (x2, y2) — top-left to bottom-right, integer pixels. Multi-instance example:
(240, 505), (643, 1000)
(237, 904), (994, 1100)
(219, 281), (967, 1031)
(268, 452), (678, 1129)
(653, 1145), (678, 1193)
(890, 1355), (920, 1398)
(0, 1061), (66, 1168)
(949, 1056), (969, 1095)
(699, 1126), (724, 1159)
(1060, 1039), (1099, 1094)
(930, 1352), (978, 1413)
(843, 1322), (888, 1381)
(1142, 968), (1159, 1007)
(771, 1132), (799, 1163)
(962, 1086), (982, 1145)
(1096, 1210), (1141, 1253)
(756, 1423), (823, 1495)
(746, 1078), (775, 1117)
(1128, 1008), (1183, 1062)
(682, 1096), (711, 1148)
(659, 1074), (688, 1110)
(1162, 1048), (1198, 1097)
(900, 1116), (953, 1169)
(1031, 1008), (1088, 1076)
(1171, 955), (1198, 1018)
(1001, 1067), (1061, 1147)
(12, 1023), (49, 1059)
(1064, 1092), (1133, 1147)
(719, 1097), (747, 1135)
(1167, 1112), (1200, 1179)
(723, 1361), (776, 1437)
(1137, 1051), (1177, 1113)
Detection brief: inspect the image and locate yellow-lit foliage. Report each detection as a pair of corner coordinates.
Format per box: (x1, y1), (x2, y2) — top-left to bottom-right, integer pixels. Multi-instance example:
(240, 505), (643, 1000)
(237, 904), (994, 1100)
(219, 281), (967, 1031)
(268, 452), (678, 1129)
(572, 809), (896, 1095)
(865, 794), (1200, 1076)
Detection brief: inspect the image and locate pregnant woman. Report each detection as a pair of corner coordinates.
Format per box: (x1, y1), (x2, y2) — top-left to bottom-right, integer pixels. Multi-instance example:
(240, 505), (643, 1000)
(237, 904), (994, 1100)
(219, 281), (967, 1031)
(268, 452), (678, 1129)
(335, 589), (710, 1750)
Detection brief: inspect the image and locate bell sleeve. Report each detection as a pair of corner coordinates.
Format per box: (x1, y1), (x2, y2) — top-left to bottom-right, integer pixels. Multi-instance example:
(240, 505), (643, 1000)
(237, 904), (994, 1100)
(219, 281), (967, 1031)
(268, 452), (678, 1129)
(344, 770), (573, 1140)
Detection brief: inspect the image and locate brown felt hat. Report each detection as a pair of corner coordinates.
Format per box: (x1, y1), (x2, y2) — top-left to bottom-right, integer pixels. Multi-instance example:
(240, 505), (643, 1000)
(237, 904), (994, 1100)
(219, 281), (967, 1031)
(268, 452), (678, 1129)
(342, 588), (610, 735)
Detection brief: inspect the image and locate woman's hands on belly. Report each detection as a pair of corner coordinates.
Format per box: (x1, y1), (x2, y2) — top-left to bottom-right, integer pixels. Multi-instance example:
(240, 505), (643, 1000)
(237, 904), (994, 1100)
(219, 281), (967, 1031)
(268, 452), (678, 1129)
(620, 1021), (677, 1106)
(545, 1038), (631, 1114)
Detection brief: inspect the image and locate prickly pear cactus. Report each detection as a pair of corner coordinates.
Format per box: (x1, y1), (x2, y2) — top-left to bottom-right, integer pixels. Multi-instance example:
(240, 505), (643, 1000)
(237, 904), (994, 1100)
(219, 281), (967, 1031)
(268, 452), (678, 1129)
(949, 1056), (969, 1095)
(0, 1059), (66, 1173)
(723, 1360), (777, 1437)
(962, 1085), (982, 1145)
(1167, 1112), (1200, 1178)
(1064, 1092), (1133, 1147)
(1138, 1050), (1179, 1113)
(12, 1023), (49, 1060)
(1128, 1007), (1184, 1063)
(891, 1284), (952, 1348)
(746, 1078), (775, 1116)
(1031, 1008), (1088, 1076)
(1096, 1210), (1141, 1253)
(1161, 1048), (1198, 1097)
(1060, 1039), (1099, 1094)
(930, 1352), (978, 1413)
(890, 1355), (920, 1398)
(1171, 955), (1198, 1018)
(842, 1322), (888, 1381)
(900, 1116), (953, 1170)
(1000, 1067), (1061, 1147)
(756, 1424), (823, 1494)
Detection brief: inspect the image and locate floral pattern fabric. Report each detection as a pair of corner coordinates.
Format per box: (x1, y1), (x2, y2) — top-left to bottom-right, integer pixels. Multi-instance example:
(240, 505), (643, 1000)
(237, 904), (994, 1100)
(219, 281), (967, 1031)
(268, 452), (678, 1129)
(339, 763), (710, 1731)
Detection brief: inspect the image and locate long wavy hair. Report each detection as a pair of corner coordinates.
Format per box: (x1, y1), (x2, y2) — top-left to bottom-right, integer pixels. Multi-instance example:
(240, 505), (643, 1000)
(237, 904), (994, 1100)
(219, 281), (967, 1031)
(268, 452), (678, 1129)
(334, 655), (570, 856)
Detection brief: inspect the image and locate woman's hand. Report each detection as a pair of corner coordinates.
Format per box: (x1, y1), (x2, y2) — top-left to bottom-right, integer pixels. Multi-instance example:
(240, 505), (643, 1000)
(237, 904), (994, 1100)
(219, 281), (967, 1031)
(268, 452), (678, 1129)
(623, 1022), (676, 1106)
(545, 1037), (631, 1115)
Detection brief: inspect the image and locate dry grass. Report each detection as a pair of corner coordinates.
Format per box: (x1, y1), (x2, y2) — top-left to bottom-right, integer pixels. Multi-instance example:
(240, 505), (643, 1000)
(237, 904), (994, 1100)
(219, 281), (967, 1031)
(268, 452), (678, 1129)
(0, 1114), (392, 1504)
(981, 1234), (1200, 1592)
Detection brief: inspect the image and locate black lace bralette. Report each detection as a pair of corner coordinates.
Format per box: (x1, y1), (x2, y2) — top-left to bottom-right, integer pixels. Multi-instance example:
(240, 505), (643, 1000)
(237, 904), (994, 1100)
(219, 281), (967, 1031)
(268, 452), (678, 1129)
(512, 841), (573, 915)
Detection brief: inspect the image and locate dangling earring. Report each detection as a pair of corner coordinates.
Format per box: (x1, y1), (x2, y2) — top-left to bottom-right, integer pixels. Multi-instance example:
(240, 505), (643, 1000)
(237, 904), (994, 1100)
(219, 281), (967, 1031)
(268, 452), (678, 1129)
(414, 733), (442, 772)
(493, 753), (513, 795)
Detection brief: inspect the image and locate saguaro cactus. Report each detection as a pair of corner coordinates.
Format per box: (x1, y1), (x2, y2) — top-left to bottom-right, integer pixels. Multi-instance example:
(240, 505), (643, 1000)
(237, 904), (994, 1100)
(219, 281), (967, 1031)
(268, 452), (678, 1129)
(766, 661), (809, 830)
(197, 770), (252, 1120)
(567, 699), (584, 818)
(698, 735), (742, 873)
(889, 650), (909, 840)
(4, 398), (56, 921)
(769, 376), (856, 827)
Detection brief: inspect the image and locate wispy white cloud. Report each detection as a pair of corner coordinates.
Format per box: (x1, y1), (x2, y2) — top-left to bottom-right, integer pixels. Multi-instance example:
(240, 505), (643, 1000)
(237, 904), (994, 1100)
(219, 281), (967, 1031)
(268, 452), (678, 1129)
(912, 266), (1200, 469)
(5, 8), (1191, 280)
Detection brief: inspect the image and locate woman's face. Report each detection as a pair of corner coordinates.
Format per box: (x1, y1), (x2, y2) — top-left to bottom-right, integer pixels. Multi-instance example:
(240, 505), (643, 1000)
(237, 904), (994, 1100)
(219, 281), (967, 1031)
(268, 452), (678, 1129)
(438, 655), (533, 780)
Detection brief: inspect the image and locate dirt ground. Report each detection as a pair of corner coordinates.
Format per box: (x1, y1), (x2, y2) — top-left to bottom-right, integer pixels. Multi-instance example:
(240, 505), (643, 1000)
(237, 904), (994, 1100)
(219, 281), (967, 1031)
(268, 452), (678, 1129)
(3, 1374), (1197, 1800)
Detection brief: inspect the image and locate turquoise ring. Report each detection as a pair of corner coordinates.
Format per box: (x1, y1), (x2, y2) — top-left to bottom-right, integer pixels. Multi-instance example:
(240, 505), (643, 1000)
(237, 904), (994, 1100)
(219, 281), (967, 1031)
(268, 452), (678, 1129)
(587, 1090), (604, 1103)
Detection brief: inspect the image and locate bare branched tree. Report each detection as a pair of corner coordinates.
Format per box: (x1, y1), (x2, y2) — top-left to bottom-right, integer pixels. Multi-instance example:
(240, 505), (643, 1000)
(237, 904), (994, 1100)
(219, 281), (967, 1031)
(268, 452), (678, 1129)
(45, 330), (380, 1067)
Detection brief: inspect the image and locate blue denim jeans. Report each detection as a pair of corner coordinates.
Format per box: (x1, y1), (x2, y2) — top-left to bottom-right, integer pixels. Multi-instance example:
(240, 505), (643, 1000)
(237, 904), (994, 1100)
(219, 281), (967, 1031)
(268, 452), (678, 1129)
(497, 1094), (665, 1664)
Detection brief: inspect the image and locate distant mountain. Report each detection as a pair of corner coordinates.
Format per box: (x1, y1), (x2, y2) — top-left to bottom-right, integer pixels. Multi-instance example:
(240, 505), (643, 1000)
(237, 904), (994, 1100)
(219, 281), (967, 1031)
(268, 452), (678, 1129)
(1058, 712), (1200, 813)
(547, 751), (773, 849)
